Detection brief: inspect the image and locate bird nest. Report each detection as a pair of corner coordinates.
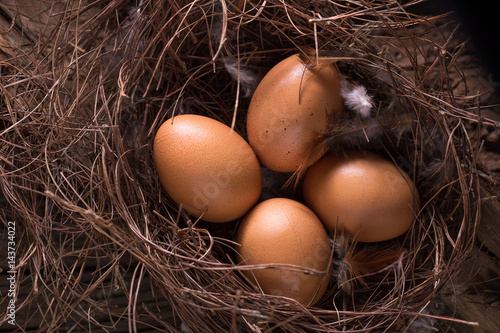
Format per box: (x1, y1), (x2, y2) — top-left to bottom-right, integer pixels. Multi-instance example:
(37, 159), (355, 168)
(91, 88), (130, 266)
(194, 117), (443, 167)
(0, 0), (486, 331)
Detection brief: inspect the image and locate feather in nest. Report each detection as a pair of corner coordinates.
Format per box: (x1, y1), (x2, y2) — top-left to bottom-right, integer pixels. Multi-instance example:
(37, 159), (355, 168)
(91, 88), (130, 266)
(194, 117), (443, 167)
(340, 80), (374, 119)
(282, 89), (416, 188)
(332, 234), (406, 295)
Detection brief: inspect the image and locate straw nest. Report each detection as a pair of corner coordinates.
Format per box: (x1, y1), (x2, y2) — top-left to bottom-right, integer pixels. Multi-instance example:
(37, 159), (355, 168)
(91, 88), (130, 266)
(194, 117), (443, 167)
(0, 0), (488, 331)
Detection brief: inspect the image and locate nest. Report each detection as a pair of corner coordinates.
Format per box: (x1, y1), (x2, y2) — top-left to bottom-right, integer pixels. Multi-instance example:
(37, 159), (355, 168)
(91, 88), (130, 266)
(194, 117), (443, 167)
(0, 0), (488, 331)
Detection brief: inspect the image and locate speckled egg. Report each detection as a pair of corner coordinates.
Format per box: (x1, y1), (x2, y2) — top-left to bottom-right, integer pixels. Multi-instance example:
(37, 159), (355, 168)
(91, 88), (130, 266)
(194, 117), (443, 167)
(303, 151), (419, 242)
(153, 114), (262, 223)
(236, 198), (331, 305)
(246, 54), (343, 172)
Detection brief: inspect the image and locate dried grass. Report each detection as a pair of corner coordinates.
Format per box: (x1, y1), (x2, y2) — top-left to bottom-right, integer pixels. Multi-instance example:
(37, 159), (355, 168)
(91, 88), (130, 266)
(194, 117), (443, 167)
(0, 0), (489, 331)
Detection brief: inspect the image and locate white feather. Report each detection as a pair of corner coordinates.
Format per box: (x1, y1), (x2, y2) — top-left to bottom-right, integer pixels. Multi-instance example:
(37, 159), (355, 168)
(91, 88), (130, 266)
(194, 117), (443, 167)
(224, 58), (259, 98)
(340, 81), (374, 118)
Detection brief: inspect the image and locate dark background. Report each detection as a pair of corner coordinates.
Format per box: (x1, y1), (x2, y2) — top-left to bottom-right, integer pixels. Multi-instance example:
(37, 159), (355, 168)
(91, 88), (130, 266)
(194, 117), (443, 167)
(412, 0), (500, 83)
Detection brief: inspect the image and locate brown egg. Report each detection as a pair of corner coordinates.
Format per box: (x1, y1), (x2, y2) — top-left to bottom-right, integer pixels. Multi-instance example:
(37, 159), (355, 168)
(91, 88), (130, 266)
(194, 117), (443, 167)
(246, 54), (343, 172)
(303, 152), (419, 242)
(236, 198), (331, 305)
(153, 114), (262, 223)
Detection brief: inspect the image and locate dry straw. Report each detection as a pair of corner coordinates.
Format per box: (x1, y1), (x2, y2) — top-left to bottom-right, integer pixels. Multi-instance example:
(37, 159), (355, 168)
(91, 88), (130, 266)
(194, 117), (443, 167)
(0, 0), (489, 331)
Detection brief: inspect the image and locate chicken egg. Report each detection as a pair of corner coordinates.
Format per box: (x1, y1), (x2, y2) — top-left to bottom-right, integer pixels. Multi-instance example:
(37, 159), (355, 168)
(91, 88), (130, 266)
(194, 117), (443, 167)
(236, 198), (331, 305)
(153, 114), (262, 223)
(246, 54), (343, 172)
(303, 151), (419, 242)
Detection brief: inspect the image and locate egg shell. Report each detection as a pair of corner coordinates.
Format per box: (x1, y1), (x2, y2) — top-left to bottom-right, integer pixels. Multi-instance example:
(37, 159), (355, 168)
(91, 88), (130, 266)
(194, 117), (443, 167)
(236, 198), (331, 305)
(153, 114), (262, 223)
(246, 54), (343, 172)
(303, 152), (419, 242)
